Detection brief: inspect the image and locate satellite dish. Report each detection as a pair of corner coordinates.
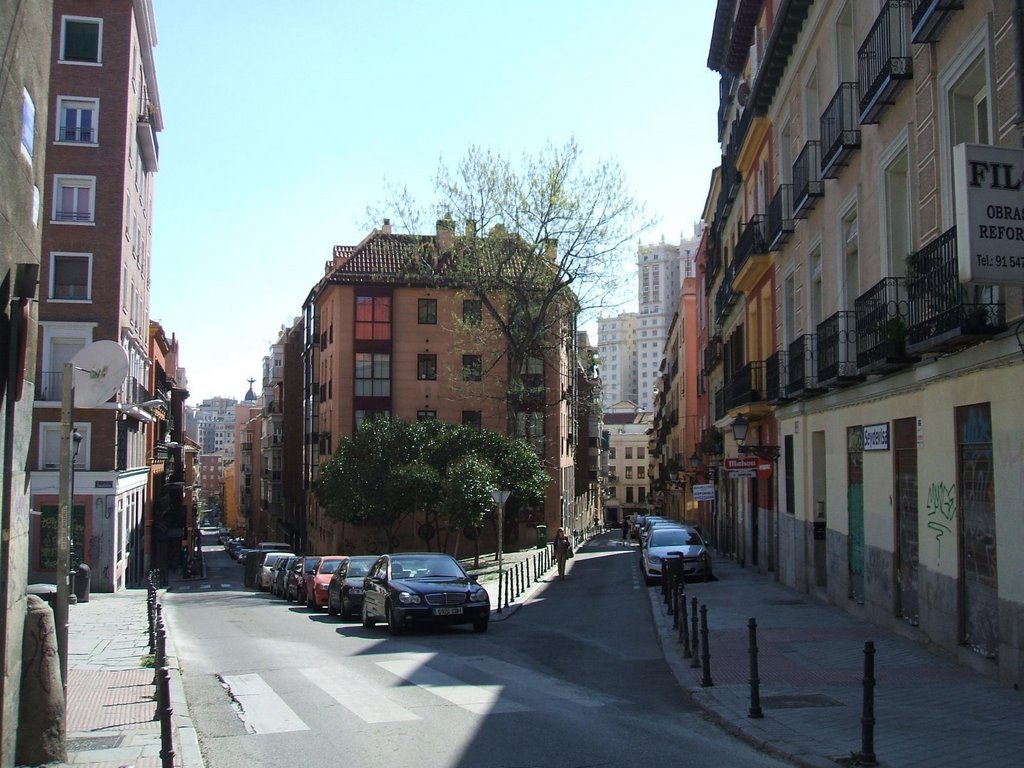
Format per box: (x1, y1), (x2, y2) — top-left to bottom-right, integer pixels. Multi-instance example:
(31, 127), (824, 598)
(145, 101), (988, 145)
(70, 341), (129, 407)
(737, 80), (750, 107)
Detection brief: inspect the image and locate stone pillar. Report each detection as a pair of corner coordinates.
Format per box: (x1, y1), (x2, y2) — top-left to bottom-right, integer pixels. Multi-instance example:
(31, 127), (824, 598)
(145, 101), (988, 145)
(16, 596), (65, 766)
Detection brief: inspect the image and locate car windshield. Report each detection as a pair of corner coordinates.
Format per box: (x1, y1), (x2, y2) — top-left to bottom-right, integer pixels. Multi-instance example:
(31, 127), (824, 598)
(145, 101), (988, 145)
(651, 529), (702, 547)
(391, 557), (465, 579)
(318, 559), (343, 574)
(346, 559), (374, 578)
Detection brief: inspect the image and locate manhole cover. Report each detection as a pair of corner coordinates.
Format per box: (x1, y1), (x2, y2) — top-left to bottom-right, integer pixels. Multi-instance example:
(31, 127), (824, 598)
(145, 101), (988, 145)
(761, 694), (843, 709)
(67, 735), (124, 751)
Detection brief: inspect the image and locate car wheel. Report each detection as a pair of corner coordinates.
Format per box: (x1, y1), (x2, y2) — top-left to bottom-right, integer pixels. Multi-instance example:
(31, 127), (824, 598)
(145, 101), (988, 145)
(361, 600), (376, 629)
(340, 595), (351, 620)
(473, 617), (489, 633)
(327, 592), (338, 616)
(387, 601), (403, 636)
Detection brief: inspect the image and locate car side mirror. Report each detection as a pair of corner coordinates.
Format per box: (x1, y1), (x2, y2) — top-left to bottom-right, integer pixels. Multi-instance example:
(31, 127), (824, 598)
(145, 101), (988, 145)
(468, 574), (479, 583)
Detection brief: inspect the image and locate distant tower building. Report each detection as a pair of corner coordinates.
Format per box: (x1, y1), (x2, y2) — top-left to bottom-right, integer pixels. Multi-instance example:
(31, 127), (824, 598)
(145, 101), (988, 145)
(598, 313), (639, 408)
(190, 396), (239, 460)
(636, 233), (699, 411)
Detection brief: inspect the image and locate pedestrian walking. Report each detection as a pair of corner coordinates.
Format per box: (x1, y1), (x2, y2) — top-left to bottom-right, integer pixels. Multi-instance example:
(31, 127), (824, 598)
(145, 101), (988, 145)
(621, 517), (630, 541)
(553, 528), (572, 579)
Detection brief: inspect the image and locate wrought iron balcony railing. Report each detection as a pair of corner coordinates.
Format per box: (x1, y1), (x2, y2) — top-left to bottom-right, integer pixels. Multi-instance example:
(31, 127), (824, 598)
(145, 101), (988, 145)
(767, 184), (795, 250)
(786, 334), (827, 399)
(817, 311), (864, 386)
(820, 82), (861, 178)
(906, 226), (1006, 353)
(725, 361), (767, 411)
(858, 1), (913, 124)
(765, 350), (791, 403)
(911, 0), (963, 44)
(793, 140), (823, 217)
(734, 214), (768, 276)
(854, 277), (919, 373)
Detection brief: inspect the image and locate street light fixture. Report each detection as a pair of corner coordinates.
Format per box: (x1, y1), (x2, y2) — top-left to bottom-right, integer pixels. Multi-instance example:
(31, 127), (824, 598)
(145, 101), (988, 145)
(689, 452), (702, 471)
(731, 415), (781, 461)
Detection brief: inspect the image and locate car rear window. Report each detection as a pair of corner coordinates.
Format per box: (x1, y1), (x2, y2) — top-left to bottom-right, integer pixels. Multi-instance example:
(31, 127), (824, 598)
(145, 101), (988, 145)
(651, 529), (701, 547)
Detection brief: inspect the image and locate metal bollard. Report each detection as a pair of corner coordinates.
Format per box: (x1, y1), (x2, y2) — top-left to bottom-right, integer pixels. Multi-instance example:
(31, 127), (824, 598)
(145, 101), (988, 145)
(680, 593), (691, 656)
(516, 561), (523, 596)
(748, 618), (763, 717)
(526, 557), (532, 589)
(690, 597), (700, 668)
(157, 666), (176, 768)
(859, 641), (878, 765)
(147, 589), (156, 653)
(700, 604), (714, 687)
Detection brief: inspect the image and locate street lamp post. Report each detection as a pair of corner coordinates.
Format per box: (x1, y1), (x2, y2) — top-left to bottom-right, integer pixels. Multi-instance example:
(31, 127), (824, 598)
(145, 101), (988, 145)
(491, 490), (510, 614)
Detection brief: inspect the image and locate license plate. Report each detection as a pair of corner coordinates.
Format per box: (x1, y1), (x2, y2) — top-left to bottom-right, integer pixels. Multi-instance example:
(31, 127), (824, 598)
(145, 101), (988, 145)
(432, 606), (463, 616)
(350, 587), (362, 595)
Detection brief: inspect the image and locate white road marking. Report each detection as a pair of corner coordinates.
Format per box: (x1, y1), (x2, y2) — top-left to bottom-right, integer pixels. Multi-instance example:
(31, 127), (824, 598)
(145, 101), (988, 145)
(220, 673), (309, 734)
(299, 667), (420, 724)
(459, 656), (617, 707)
(379, 657), (530, 715)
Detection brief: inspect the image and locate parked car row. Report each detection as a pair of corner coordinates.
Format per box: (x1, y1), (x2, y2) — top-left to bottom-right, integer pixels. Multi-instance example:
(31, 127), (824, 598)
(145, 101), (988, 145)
(233, 542), (491, 635)
(632, 515), (713, 585)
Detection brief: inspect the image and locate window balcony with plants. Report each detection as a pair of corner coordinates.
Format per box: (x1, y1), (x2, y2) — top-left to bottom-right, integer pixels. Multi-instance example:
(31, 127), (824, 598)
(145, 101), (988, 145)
(858, 0), (913, 124)
(820, 82), (861, 178)
(854, 277), (919, 373)
(905, 226), (1006, 354)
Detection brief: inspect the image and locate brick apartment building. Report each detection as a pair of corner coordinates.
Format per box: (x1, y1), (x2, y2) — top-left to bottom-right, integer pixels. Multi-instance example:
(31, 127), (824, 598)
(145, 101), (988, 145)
(29, 0), (166, 592)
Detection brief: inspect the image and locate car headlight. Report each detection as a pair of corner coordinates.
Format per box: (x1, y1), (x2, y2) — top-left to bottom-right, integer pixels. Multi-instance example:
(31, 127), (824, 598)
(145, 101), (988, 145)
(469, 589), (489, 603)
(316, 583), (328, 591)
(398, 591), (421, 605)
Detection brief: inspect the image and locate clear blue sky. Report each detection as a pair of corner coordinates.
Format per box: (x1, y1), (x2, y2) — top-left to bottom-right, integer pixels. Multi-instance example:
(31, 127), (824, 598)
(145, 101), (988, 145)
(149, 1), (721, 403)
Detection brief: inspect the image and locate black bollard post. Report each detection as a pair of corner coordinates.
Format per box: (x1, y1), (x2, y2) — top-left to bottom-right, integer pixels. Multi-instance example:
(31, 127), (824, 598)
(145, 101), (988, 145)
(516, 561), (523, 596)
(671, 577), (679, 627)
(157, 666), (176, 768)
(526, 557), (532, 588)
(690, 597), (700, 668)
(147, 587), (156, 653)
(700, 604), (714, 687)
(680, 592), (691, 655)
(859, 641), (878, 765)
(666, 556), (677, 615)
(748, 618), (763, 717)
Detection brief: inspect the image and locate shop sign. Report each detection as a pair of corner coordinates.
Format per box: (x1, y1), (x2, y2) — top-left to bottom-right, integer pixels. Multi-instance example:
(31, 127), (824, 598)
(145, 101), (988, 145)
(692, 484), (716, 501)
(863, 423), (890, 451)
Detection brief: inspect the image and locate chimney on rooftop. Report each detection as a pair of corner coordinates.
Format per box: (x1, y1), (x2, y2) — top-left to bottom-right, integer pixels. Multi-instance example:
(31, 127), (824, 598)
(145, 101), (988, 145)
(436, 217), (454, 253)
(382, 218), (392, 235)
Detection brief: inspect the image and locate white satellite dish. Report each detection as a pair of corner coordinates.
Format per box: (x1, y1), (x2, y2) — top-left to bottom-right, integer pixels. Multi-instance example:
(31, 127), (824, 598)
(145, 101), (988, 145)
(70, 341), (129, 408)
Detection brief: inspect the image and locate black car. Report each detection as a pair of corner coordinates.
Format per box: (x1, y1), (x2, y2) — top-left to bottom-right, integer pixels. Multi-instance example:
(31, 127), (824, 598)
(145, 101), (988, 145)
(327, 555), (377, 619)
(361, 553), (490, 635)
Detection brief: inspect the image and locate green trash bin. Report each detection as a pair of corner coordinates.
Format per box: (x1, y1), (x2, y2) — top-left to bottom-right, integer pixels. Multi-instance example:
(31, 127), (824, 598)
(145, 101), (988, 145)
(535, 524), (548, 549)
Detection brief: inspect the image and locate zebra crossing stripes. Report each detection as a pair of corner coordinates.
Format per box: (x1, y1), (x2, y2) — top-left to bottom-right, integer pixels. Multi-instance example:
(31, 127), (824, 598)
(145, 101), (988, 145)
(223, 654), (620, 732)
(299, 666), (420, 723)
(377, 658), (530, 715)
(220, 673), (310, 734)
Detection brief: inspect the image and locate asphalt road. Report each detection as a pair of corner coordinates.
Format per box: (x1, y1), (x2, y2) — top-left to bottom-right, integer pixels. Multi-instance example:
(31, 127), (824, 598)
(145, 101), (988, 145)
(164, 532), (790, 768)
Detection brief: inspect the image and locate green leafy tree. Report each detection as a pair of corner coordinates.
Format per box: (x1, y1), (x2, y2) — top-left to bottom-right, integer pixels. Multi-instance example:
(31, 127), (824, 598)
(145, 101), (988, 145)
(369, 140), (653, 434)
(317, 419), (547, 553)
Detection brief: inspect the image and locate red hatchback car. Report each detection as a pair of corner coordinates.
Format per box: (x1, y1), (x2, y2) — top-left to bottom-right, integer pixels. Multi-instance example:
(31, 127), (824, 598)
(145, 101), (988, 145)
(304, 556), (347, 610)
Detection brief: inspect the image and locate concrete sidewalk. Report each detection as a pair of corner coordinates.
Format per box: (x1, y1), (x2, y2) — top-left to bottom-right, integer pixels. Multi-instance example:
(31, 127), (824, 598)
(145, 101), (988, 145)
(648, 553), (1024, 768)
(36, 584), (204, 768)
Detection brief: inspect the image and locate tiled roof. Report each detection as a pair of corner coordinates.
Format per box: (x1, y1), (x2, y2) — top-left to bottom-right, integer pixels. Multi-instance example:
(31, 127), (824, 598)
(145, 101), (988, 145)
(327, 230), (455, 284)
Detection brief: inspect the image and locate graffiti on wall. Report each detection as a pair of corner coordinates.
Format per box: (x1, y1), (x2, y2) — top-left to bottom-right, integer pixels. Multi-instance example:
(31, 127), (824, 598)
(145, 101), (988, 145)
(925, 480), (956, 560)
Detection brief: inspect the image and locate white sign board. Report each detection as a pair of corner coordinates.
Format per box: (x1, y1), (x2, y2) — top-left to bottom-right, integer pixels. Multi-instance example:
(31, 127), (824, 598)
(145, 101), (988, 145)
(954, 142), (1024, 285)
(863, 423), (890, 451)
(692, 484), (716, 501)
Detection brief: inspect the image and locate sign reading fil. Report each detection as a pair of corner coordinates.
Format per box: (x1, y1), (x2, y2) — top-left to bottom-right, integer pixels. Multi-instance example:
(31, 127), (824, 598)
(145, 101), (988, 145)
(954, 142), (1024, 286)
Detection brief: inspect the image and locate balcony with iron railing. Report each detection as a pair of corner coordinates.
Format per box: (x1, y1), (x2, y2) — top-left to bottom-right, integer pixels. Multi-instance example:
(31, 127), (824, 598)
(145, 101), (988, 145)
(820, 83), (861, 178)
(713, 385), (726, 422)
(911, 0), (963, 44)
(793, 140), (824, 217)
(714, 274), (740, 324)
(854, 277), (919, 373)
(732, 214), (771, 293)
(817, 311), (864, 386)
(59, 125), (94, 142)
(765, 350), (790, 403)
(905, 226), (1006, 354)
(724, 360), (767, 411)
(786, 334), (827, 399)
(858, 1), (913, 124)
(767, 184), (795, 250)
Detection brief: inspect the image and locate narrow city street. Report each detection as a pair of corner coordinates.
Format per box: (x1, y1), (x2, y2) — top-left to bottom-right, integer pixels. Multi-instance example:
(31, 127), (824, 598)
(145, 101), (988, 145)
(163, 533), (789, 768)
